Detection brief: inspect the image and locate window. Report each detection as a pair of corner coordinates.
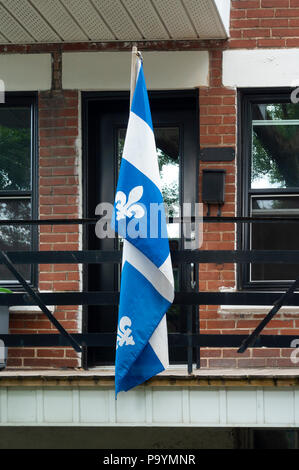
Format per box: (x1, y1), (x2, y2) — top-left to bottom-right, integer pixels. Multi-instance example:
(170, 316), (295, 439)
(0, 94), (38, 286)
(239, 89), (299, 289)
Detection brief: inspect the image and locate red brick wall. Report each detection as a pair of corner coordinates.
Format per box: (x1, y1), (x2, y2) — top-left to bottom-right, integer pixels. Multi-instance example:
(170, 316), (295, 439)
(230, 0), (299, 48)
(7, 90), (80, 368)
(199, 48), (238, 368)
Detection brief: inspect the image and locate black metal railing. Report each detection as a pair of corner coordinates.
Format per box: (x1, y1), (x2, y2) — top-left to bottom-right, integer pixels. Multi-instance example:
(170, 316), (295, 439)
(0, 215), (299, 373)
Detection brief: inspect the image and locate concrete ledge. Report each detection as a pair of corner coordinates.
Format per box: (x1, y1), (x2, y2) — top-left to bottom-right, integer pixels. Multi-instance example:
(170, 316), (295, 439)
(9, 306), (56, 314)
(1, 368), (299, 388)
(219, 305), (299, 315)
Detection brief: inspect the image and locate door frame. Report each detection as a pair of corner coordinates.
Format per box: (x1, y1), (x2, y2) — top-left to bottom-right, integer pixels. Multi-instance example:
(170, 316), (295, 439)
(81, 90), (199, 369)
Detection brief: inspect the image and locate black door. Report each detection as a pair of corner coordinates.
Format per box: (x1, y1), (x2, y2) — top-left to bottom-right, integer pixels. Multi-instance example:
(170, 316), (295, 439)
(83, 91), (199, 367)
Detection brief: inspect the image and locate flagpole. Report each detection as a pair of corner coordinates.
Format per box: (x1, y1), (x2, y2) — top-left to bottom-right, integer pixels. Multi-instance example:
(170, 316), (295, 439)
(130, 45), (140, 108)
(122, 46), (139, 273)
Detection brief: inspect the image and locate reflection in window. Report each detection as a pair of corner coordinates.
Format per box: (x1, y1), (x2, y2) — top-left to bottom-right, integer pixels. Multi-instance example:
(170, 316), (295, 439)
(0, 104), (34, 284)
(252, 103), (299, 189)
(0, 200), (31, 281)
(251, 196), (299, 281)
(0, 108), (31, 191)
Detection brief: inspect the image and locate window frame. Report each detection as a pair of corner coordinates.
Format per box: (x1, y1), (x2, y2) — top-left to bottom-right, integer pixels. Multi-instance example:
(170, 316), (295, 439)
(237, 87), (299, 290)
(0, 92), (38, 288)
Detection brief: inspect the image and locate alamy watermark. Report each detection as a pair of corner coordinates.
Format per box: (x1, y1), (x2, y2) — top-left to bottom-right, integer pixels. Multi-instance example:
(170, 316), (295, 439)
(0, 80), (5, 104)
(0, 340), (5, 365)
(95, 201), (203, 250)
(290, 339), (299, 364)
(290, 79), (299, 104)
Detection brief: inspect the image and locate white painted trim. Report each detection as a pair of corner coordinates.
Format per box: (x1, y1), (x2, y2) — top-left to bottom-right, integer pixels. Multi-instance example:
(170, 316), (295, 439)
(219, 305), (299, 315)
(62, 51), (209, 90)
(223, 49), (299, 88)
(9, 305), (55, 314)
(0, 54), (51, 91)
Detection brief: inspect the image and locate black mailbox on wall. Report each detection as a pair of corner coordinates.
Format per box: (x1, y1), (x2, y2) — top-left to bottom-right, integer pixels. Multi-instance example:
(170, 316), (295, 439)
(202, 169), (226, 215)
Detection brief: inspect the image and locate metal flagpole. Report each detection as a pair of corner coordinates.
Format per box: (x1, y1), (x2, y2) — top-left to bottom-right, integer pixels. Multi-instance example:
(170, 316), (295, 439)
(130, 45), (141, 108)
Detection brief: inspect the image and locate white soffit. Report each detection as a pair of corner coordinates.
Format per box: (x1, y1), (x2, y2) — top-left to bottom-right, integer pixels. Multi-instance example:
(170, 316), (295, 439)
(223, 49), (299, 88)
(0, 54), (51, 91)
(62, 51), (209, 90)
(0, 0), (229, 44)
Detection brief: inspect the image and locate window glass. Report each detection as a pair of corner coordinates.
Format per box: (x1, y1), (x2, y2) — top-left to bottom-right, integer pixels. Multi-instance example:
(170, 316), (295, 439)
(251, 196), (299, 281)
(251, 103), (299, 189)
(0, 199), (31, 281)
(0, 107), (31, 191)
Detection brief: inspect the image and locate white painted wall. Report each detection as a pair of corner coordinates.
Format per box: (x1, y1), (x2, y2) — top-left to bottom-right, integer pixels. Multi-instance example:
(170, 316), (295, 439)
(0, 54), (51, 91)
(62, 51), (209, 90)
(223, 49), (299, 88)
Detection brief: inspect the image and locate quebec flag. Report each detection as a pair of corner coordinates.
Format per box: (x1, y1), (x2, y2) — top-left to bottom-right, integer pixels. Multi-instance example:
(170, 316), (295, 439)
(112, 58), (174, 396)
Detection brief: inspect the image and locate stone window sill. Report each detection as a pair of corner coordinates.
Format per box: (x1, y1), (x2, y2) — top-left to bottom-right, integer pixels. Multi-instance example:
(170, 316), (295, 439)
(9, 305), (56, 314)
(218, 305), (299, 315)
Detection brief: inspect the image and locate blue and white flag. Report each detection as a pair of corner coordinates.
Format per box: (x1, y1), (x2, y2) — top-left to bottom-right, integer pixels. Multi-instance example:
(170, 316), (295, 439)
(112, 57), (174, 396)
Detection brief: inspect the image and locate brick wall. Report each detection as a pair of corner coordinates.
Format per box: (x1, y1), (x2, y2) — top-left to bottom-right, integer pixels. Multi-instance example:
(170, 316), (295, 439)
(199, 47), (238, 368)
(230, 0), (299, 48)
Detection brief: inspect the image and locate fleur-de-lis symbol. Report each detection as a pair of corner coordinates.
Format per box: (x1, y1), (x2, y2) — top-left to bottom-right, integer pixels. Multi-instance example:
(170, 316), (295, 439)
(117, 316), (135, 349)
(115, 186), (145, 221)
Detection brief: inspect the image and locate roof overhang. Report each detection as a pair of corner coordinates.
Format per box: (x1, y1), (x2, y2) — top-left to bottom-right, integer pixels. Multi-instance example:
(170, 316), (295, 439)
(0, 0), (230, 45)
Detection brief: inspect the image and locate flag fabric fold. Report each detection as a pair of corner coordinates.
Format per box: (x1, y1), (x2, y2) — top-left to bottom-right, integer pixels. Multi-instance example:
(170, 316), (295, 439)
(112, 57), (174, 396)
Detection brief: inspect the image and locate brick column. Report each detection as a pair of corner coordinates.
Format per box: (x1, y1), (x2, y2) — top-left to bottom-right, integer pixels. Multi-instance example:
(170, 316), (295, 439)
(198, 50), (237, 368)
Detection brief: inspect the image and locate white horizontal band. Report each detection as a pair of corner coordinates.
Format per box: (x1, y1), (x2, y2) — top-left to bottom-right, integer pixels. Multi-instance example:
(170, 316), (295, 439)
(122, 241), (174, 304)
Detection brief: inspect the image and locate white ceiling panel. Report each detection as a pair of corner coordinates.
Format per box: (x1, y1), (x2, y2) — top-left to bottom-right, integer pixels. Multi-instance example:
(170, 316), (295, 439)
(183, 0), (226, 38)
(92, 0), (143, 40)
(30, 0), (89, 41)
(0, 32), (9, 43)
(0, 2), (34, 43)
(123, 0), (169, 40)
(0, 0), (229, 44)
(152, 0), (197, 39)
(4, 0), (60, 42)
(61, 0), (115, 40)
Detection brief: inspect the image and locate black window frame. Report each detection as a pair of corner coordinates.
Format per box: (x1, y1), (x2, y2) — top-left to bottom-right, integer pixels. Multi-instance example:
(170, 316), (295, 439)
(0, 92), (38, 289)
(238, 87), (299, 290)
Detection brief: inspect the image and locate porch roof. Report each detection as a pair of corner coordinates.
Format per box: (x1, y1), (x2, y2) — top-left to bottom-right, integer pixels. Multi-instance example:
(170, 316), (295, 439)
(0, 0), (230, 45)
